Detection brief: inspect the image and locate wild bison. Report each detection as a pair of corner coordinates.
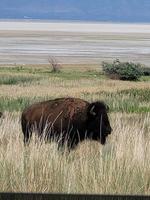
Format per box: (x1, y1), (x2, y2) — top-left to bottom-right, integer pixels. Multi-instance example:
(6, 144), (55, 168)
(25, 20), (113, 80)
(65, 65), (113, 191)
(21, 97), (112, 150)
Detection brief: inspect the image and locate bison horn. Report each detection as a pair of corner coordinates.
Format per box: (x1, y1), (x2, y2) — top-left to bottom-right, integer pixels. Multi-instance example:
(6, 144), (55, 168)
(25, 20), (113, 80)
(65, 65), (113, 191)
(106, 105), (109, 112)
(90, 105), (96, 116)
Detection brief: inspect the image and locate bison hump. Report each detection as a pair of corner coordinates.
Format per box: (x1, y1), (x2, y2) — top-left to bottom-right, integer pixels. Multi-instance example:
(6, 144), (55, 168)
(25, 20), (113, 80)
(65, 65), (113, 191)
(64, 99), (88, 121)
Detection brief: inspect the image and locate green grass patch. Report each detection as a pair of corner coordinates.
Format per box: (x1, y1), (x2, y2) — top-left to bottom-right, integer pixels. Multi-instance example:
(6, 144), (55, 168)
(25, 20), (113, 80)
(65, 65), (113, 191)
(0, 97), (48, 112)
(0, 89), (149, 113)
(140, 76), (150, 82)
(0, 66), (104, 80)
(118, 88), (150, 102)
(83, 88), (150, 113)
(0, 65), (149, 82)
(0, 75), (40, 85)
(0, 66), (34, 74)
(47, 70), (104, 80)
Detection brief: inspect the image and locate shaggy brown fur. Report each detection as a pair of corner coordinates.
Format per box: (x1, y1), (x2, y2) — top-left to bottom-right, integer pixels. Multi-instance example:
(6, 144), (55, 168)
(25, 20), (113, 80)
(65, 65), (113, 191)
(21, 97), (112, 150)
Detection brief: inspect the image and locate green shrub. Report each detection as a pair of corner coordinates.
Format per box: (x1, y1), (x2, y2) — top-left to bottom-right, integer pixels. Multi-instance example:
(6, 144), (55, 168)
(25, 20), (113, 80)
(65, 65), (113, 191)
(102, 59), (143, 81)
(141, 67), (150, 76)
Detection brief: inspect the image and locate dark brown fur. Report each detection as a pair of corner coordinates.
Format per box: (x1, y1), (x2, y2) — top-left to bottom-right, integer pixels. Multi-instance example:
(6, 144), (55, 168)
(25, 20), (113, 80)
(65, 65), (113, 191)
(21, 97), (112, 150)
(0, 112), (3, 118)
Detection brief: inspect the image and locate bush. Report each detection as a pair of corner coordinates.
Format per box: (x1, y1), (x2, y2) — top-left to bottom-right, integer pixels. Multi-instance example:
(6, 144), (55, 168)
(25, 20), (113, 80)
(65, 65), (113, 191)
(102, 59), (143, 81)
(142, 67), (150, 76)
(48, 56), (61, 73)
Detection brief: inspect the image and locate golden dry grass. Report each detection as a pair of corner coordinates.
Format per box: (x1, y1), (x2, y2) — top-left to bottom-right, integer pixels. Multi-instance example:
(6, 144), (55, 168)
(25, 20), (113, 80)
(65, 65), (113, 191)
(1, 76), (150, 98)
(0, 112), (149, 194)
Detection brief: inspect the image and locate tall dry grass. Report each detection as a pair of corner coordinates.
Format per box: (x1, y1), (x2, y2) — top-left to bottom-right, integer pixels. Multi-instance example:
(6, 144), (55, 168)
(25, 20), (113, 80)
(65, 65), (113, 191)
(0, 65), (149, 194)
(0, 112), (149, 194)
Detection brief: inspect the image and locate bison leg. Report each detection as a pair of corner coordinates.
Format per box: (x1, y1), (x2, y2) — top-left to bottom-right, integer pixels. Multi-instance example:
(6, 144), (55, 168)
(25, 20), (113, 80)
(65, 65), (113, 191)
(67, 130), (81, 150)
(21, 118), (32, 144)
(67, 139), (78, 150)
(23, 128), (32, 144)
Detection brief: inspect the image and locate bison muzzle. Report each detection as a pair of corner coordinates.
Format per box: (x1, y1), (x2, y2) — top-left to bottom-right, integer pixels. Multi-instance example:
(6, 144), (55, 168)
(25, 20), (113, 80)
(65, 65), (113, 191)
(21, 97), (112, 150)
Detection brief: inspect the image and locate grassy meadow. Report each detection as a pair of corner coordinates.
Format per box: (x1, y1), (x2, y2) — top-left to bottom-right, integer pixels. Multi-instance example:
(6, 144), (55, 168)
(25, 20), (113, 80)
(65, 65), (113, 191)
(0, 64), (150, 194)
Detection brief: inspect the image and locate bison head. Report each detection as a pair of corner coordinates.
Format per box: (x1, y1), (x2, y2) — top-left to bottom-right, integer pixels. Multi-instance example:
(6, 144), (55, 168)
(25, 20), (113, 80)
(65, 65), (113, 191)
(86, 101), (112, 145)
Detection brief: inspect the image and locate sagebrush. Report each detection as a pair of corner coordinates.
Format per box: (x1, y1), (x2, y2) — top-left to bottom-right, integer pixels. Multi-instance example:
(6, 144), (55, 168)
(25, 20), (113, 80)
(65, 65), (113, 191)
(102, 59), (143, 81)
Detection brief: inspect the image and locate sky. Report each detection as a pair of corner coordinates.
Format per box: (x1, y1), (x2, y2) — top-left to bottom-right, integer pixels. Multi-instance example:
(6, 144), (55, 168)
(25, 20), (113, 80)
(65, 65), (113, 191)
(0, 0), (150, 22)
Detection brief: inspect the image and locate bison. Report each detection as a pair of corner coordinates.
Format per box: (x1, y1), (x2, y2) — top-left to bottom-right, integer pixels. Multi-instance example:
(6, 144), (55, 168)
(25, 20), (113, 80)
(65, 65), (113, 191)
(21, 97), (112, 150)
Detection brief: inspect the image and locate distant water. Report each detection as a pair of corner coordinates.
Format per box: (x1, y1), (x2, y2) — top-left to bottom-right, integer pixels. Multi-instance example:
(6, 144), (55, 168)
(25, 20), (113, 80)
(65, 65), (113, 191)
(0, 21), (150, 65)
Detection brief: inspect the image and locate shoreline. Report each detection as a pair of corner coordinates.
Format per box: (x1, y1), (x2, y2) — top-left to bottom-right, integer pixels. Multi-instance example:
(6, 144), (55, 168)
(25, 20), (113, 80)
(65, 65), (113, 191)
(1, 20), (150, 33)
(1, 19), (150, 25)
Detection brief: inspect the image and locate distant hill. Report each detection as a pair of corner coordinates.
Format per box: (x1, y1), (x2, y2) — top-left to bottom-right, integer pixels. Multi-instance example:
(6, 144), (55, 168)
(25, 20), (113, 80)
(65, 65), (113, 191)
(1, 0), (150, 23)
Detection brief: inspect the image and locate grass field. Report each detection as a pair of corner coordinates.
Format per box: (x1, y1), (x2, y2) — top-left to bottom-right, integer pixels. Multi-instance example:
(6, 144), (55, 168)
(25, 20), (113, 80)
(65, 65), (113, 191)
(0, 64), (150, 194)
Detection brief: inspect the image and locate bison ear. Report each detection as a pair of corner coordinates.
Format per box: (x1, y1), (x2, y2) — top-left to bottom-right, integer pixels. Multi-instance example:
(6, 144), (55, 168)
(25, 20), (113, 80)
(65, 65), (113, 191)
(89, 105), (96, 116)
